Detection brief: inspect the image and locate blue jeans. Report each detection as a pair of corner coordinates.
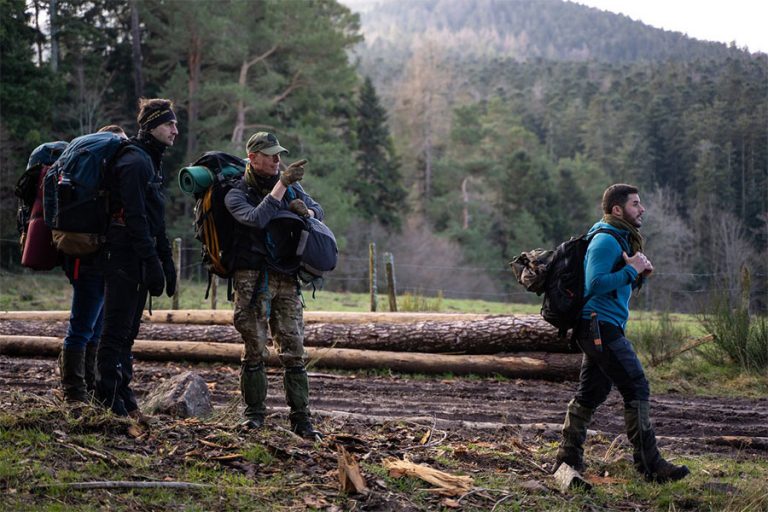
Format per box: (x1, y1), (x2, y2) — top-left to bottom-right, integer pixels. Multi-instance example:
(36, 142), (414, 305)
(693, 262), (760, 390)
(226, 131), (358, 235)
(573, 319), (650, 409)
(63, 264), (105, 351)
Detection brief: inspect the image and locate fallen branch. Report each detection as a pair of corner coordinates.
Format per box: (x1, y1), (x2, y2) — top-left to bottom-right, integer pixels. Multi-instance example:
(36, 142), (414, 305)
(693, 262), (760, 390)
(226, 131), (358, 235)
(649, 334), (714, 367)
(34, 480), (214, 490)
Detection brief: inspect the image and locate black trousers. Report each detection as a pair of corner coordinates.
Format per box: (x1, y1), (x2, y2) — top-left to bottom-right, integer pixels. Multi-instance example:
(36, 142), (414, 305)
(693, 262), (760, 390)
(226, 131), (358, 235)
(96, 247), (147, 416)
(573, 318), (650, 409)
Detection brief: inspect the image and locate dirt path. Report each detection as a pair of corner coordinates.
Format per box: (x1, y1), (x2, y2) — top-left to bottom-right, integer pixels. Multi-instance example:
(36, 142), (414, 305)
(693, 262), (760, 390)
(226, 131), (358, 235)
(2, 355), (766, 457)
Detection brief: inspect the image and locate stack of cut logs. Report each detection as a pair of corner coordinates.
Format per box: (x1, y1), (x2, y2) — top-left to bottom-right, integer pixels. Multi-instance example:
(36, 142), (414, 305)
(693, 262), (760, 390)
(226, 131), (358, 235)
(0, 310), (582, 380)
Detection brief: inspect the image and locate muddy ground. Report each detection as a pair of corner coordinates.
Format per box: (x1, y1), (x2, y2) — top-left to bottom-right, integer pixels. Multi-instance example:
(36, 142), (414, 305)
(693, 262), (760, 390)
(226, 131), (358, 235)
(2, 353), (768, 510)
(2, 354), (766, 457)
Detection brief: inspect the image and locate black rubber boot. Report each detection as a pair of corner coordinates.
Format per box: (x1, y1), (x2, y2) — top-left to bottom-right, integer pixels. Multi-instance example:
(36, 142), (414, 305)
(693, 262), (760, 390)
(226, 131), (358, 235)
(624, 400), (690, 483)
(96, 346), (128, 416)
(555, 399), (595, 473)
(60, 347), (88, 403)
(84, 343), (98, 396)
(240, 363), (267, 429)
(284, 366), (322, 440)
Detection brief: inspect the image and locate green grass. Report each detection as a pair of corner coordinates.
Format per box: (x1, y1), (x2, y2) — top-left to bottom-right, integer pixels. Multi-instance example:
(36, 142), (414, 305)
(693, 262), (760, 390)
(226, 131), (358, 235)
(0, 270), (540, 314)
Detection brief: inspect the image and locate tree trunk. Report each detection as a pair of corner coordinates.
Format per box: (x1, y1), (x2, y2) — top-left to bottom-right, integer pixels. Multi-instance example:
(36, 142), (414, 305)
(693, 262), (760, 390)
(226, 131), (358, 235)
(185, 30), (202, 161)
(49, 0), (59, 72)
(129, 0), (144, 98)
(0, 335), (581, 380)
(0, 315), (570, 353)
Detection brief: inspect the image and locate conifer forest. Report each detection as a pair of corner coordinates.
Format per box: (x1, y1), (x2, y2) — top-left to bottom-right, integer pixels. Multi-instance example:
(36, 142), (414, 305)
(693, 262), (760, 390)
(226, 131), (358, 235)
(2, 0), (766, 313)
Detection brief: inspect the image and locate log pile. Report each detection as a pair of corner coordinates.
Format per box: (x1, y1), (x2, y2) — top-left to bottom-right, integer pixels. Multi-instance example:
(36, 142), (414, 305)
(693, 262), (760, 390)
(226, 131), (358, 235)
(0, 309), (581, 380)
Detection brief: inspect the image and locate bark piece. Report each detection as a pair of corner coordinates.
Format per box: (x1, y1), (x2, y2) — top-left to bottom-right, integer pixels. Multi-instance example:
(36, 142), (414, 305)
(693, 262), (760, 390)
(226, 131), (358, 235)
(383, 458), (473, 496)
(337, 445), (368, 494)
(553, 463), (592, 492)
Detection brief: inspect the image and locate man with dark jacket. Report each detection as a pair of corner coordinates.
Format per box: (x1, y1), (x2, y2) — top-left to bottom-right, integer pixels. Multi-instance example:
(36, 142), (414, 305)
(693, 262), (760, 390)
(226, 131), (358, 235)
(556, 183), (689, 484)
(225, 131), (323, 439)
(96, 99), (178, 418)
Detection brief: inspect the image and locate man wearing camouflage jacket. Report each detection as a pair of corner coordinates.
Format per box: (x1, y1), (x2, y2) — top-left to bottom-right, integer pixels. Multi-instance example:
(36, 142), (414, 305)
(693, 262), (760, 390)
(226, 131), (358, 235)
(224, 131), (323, 439)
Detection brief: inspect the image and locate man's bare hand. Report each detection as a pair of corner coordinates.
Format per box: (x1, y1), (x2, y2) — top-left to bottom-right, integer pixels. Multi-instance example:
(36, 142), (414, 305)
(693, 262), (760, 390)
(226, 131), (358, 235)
(623, 251), (653, 277)
(280, 159), (307, 186)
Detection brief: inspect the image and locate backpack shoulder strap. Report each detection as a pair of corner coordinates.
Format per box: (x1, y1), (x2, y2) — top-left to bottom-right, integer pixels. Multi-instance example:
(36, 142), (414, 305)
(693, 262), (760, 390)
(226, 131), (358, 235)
(584, 228), (629, 300)
(587, 228), (629, 254)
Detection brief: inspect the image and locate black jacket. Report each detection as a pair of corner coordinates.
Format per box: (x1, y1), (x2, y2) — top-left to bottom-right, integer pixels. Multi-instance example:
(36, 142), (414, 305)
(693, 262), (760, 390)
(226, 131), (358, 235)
(106, 132), (171, 261)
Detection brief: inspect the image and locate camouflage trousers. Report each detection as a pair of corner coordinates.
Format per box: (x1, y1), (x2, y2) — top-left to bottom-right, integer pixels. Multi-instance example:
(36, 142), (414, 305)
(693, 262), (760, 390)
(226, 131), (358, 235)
(233, 269), (306, 368)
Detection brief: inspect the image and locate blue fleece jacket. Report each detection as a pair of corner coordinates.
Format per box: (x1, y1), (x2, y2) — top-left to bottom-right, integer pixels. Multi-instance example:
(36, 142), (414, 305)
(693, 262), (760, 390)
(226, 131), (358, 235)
(581, 221), (639, 330)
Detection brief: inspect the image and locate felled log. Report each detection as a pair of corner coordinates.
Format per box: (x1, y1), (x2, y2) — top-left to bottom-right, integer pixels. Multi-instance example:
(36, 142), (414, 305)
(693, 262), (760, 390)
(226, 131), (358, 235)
(0, 320), (241, 344)
(0, 309), (496, 325)
(0, 335), (582, 380)
(0, 315), (570, 354)
(304, 316), (568, 353)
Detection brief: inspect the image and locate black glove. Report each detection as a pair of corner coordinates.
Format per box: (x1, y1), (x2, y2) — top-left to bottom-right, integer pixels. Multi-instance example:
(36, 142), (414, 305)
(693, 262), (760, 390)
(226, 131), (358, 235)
(161, 256), (177, 297)
(143, 257), (165, 297)
(279, 159), (307, 187)
(288, 198), (310, 218)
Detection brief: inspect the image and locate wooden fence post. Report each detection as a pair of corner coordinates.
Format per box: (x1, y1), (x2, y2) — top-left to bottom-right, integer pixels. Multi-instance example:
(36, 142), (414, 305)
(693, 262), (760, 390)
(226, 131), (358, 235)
(210, 276), (218, 310)
(385, 252), (397, 312)
(172, 238), (181, 310)
(369, 242), (377, 312)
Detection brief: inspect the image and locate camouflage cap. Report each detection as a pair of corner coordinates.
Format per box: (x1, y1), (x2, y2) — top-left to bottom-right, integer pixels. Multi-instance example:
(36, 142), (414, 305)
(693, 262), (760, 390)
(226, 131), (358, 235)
(246, 131), (288, 156)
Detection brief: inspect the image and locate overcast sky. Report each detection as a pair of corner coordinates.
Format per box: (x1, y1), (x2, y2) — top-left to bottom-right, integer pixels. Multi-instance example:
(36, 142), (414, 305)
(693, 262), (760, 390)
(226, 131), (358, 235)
(572, 0), (767, 53)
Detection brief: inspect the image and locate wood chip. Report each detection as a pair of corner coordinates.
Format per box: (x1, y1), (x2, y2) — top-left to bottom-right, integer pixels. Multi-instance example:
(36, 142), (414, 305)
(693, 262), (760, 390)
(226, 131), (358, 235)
(383, 458), (473, 496)
(337, 445), (368, 494)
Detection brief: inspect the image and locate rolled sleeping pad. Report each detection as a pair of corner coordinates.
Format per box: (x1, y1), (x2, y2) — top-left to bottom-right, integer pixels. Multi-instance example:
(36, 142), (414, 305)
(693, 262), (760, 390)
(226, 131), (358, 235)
(178, 166), (214, 196)
(21, 165), (58, 270)
(22, 217), (58, 270)
(178, 164), (243, 196)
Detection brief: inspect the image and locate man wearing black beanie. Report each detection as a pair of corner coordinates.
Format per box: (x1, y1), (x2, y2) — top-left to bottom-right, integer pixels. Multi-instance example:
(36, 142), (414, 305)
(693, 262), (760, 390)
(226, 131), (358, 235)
(96, 98), (178, 421)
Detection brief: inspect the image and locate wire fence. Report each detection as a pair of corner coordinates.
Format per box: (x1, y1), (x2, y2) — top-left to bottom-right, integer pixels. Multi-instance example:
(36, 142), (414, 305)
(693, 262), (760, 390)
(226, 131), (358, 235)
(2, 237), (767, 314)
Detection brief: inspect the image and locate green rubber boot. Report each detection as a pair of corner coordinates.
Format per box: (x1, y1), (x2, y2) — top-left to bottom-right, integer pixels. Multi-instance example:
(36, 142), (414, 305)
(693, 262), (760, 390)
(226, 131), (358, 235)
(284, 366), (322, 440)
(240, 363), (267, 429)
(555, 399), (595, 473)
(624, 401), (690, 483)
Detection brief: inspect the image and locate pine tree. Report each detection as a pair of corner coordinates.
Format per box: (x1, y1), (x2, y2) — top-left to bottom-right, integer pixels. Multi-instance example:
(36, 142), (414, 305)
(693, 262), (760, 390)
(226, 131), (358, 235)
(352, 77), (406, 229)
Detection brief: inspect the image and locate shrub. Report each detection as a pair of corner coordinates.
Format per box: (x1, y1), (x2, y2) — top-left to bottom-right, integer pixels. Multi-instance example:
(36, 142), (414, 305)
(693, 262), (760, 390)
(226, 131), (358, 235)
(399, 290), (444, 312)
(700, 295), (768, 373)
(630, 313), (691, 366)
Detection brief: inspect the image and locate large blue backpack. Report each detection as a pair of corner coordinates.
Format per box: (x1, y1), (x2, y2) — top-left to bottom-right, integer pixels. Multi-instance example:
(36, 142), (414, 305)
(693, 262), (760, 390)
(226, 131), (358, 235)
(43, 132), (130, 256)
(265, 202), (338, 288)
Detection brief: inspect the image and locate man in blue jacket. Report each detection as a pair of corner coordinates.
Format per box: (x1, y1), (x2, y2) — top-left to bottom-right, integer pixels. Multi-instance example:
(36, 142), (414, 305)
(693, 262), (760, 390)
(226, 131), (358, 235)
(225, 132), (323, 439)
(555, 184), (689, 484)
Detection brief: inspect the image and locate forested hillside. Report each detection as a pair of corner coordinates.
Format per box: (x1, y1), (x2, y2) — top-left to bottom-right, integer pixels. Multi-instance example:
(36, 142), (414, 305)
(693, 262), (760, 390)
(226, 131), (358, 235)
(1, 0), (766, 312)
(352, 0), (767, 312)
